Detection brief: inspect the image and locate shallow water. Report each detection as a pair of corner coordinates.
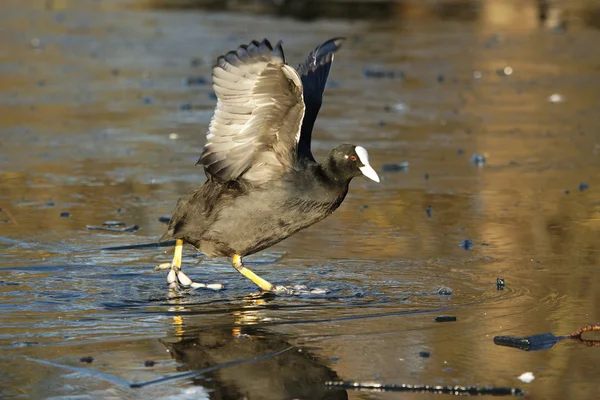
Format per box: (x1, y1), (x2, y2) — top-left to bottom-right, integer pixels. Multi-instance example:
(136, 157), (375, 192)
(1, 0), (600, 398)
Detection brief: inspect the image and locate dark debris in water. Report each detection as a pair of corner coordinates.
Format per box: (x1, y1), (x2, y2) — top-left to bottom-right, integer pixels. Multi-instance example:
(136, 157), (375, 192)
(434, 316), (457, 323)
(578, 182), (589, 191)
(470, 153), (486, 166)
(418, 351), (431, 358)
(460, 239), (473, 250)
(497, 278), (505, 290)
(382, 162), (409, 172)
(144, 360), (156, 367)
(86, 224), (139, 233)
(494, 333), (561, 351)
(426, 205), (432, 218)
(437, 287), (453, 295)
(326, 381), (524, 396)
(183, 76), (208, 86)
(60, 212), (70, 218)
(79, 356), (94, 364)
(158, 215), (171, 224)
(363, 69), (404, 79)
(0, 280), (20, 286)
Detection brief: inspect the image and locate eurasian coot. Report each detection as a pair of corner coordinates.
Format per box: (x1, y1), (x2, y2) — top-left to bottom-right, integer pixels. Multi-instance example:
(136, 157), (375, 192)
(156, 38), (379, 292)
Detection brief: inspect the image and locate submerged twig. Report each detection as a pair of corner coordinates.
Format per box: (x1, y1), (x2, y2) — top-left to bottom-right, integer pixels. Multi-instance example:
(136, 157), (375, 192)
(25, 346), (293, 389)
(570, 324), (600, 337)
(326, 381), (524, 396)
(569, 324), (600, 347)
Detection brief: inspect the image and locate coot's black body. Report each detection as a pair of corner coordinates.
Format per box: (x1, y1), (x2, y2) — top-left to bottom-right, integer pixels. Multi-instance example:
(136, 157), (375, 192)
(160, 150), (353, 258)
(157, 38), (379, 291)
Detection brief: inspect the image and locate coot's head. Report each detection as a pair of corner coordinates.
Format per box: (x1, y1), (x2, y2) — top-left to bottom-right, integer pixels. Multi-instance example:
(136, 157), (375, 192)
(326, 144), (380, 183)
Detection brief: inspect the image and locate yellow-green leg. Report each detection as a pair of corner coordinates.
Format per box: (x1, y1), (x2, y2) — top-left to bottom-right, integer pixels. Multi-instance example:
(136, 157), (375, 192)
(232, 254), (290, 293)
(155, 239), (223, 290)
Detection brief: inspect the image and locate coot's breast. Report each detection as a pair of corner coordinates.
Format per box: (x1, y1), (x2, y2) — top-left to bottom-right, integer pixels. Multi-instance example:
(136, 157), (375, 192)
(199, 178), (347, 257)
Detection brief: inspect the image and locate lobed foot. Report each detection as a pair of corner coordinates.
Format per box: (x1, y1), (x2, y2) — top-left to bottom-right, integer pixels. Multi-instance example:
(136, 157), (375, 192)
(157, 262), (224, 291)
(157, 239), (223, 291)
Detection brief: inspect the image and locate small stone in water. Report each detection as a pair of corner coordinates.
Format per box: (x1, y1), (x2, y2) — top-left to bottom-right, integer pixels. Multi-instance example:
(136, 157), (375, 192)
(60, 212), (70, 218)
(547, 93), (564, 103)
(460, 239), (473, 250)
(437, 287), (453, 295)
(578, 182), (589, 191)
(518, 372), (535, 383)
(437, 74), (445, 83)
(470, 153), (486, 166)
(473, 71), (482, 79)
(563, 189), (570, 194)
(419, 351), (431, 358)
(144, 360), (156, 367)
(179, 103), (192, 111)
(424, 173), (429, 180)
(142, 96), (153, 105)
(79, 356), (94, 364)
(45, 201), (55, 206)
(457, 148), (464, 155)
(426, 205), (432, 218)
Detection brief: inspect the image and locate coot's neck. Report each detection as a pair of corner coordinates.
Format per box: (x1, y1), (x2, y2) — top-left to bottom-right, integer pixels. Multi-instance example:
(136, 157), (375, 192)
(318, 153), (353, 190)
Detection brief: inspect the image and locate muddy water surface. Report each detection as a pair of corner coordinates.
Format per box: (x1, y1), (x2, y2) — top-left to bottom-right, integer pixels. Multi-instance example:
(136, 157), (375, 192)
(1, 0), (600, 399)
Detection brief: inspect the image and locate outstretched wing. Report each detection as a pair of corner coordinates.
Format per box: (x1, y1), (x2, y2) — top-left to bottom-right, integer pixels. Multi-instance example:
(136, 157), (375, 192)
(198, 39), (305, 185)
(295, 37), (345, 161)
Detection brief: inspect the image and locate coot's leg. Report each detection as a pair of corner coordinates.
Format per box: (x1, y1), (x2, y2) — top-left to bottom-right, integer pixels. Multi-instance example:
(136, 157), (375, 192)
(155, 239), (224, 290)
(232, 254), (289, 293)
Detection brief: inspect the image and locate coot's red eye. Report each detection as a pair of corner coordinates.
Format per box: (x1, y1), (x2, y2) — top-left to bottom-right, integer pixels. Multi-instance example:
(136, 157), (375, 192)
(350, 155), (357, 161)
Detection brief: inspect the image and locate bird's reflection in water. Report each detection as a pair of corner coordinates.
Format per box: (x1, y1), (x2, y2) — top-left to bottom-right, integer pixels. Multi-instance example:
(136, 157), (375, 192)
(161, 295), (347, 400)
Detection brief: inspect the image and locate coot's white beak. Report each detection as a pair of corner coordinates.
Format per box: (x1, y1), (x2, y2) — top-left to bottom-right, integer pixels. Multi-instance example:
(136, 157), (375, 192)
(355, 146), (380, 183)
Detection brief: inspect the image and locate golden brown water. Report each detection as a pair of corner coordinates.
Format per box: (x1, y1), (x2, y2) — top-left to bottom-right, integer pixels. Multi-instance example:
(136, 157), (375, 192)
(1, 0), (599, 398)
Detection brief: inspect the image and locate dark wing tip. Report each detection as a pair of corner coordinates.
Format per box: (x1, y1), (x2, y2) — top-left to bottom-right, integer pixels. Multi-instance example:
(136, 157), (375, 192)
(215, 39), (282, 68)
(324, 37), (346, 52)
(297, 37), (346, 76)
